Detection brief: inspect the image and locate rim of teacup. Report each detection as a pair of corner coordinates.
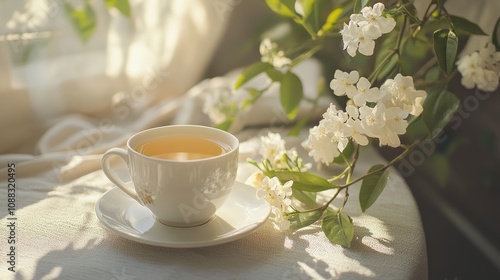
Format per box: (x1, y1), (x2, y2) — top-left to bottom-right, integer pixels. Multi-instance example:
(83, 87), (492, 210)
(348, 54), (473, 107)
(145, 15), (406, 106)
(126, 125), (239, 163)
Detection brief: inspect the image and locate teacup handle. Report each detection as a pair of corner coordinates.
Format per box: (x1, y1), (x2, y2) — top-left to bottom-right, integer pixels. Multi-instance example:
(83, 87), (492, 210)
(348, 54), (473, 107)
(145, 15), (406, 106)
(101, 148), (143, 205)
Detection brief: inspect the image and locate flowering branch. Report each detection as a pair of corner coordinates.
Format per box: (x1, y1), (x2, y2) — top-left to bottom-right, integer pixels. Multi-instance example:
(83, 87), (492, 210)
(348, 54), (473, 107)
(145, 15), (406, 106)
(204, 0), (500, 248)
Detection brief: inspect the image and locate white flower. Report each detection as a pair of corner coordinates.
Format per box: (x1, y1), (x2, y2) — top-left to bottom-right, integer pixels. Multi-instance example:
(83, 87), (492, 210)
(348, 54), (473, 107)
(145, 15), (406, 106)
(259, 38), (275, 59)
(346, 104), (359, 119)
(245, 171), (266, 188)
(346, 118), (369, 146)
(457, 52), (483, 89)
(478, 69), (500, 92)
(378, 106), (409, 147)
(251, 175), (292, 230)
(340, 21), (376, 57)
(258, 132), (311, 171)
(380, 74), (426, 116)
(330, 70), (359, 97)
(271, 207), (291, 231)
(457, 44), (500, 92)
(260, 132), (286, 163)
(358, 103), (408, 148)
(352, 3), (396, 38)
(340, 3), (395, 57)
(202, 88), (236, 123)
(359, 104), (386, 139)
(384, 106), (410, 135)
(352, 77), (384, 106)
(256, 176), (293, 209)
(302, 125), (341, 165)
(479, 42), (500, 73)
(303, 104), (361, 165)
(259, 38), (292, 69)
(320, 104), (352, 151)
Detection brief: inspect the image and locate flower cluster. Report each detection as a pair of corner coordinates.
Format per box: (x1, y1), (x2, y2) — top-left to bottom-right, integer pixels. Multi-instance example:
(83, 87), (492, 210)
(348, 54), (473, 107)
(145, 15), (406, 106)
(249, 174), (293, 230)
(246, 132), (310, 230)
(259, 132), (311, 171)
(303, 71), (426, 165)
(340, 3), (396, 57)
(457, 42), (500, 92)
(259, 38), (292, 69)
(202, 87), (237, 124)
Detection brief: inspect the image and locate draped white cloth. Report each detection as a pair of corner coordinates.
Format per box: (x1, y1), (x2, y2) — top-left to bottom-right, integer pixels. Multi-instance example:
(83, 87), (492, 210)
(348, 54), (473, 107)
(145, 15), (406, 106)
(2, 0), (498, 279)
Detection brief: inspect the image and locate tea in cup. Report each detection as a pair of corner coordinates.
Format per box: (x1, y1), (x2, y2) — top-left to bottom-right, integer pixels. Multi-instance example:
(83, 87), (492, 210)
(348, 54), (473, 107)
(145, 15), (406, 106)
(101, 125), (239, 227)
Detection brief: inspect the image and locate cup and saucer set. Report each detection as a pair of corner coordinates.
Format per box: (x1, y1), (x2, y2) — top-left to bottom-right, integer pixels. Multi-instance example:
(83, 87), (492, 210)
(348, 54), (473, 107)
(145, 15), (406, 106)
(95, 125), (271, 248)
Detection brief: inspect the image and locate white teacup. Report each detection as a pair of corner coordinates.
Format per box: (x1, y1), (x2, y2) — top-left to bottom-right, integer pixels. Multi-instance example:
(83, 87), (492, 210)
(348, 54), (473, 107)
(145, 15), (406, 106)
(101, 125), (239, 227)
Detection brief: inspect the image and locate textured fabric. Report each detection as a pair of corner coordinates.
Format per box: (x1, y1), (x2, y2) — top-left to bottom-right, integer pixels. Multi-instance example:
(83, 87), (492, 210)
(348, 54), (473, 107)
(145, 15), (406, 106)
(0, 132), (428, 280)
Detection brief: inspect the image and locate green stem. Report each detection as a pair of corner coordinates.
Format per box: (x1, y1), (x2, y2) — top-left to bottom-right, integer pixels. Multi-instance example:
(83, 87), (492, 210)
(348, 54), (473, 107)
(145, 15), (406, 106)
(338, 187), (349, 213)
(368, 15), (408, 84)
(395, 16), (408, 61)
(338, 137), (424, 188)
(328, 166), (351, 182)
(239, 82), (273, 110)
(291, 44), (323, 67)
(415, 0), (437, 35)
(345, 144), (360, 183)
(368, 51), (396, 84)
(296, 17), (318, 39)
(324, 187), (343, 210)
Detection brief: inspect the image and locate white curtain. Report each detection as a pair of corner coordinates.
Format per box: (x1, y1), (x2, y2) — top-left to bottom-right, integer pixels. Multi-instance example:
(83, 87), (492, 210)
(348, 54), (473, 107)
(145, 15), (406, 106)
(0, 0), (229, 154)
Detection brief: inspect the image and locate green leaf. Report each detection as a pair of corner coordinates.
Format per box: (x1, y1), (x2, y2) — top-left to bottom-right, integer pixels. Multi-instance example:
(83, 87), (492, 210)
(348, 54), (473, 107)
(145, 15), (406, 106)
(105, 0), (131, 17)
(398, 3), (421, 25)
(424, 65), (441, 82)
(359, 164), (389, 212)
(433, 29), (458, 75)
(422, 90), (460, 139)
(320, 7), (343, 34)
(433, 29), (448, 74)
(450, 15), (487, 36)
(264, 0), (298, 18)
(215, 119), (233, 131)
(376, 54), (398, 82)
(64, 2), (97, 42)
(292, 188), (317, 205)
(322, 211), (354, 247)
(240, 88), (263, 109)
(234, 62), (271, 90)
(493, 17), (500, 51)
(445, 30), (458, 74)
(286, 209), (324, 230)
(265, 170), (336, 192)
(280, 71), (304, 119)
(300, 0), (318, 31)
(266, 67), (284, 82)
(353, 0), (370, 14)
(403, 36), (430, 61)
(333, 141), (355, 164)
(400, 36), (432, 74)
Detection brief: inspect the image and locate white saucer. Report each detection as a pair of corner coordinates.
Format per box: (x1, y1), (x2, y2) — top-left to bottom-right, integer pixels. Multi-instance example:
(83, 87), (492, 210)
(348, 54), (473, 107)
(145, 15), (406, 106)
(95, 181), (271, 248)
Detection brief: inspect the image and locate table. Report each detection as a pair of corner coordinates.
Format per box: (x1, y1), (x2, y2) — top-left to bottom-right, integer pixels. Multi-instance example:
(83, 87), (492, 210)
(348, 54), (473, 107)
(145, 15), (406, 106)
(0, 128), (427, 280)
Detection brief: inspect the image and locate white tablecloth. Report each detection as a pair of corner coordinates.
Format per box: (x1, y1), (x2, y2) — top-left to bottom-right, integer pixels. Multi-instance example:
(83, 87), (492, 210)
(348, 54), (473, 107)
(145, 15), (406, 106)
(0, 131), (427, 280)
